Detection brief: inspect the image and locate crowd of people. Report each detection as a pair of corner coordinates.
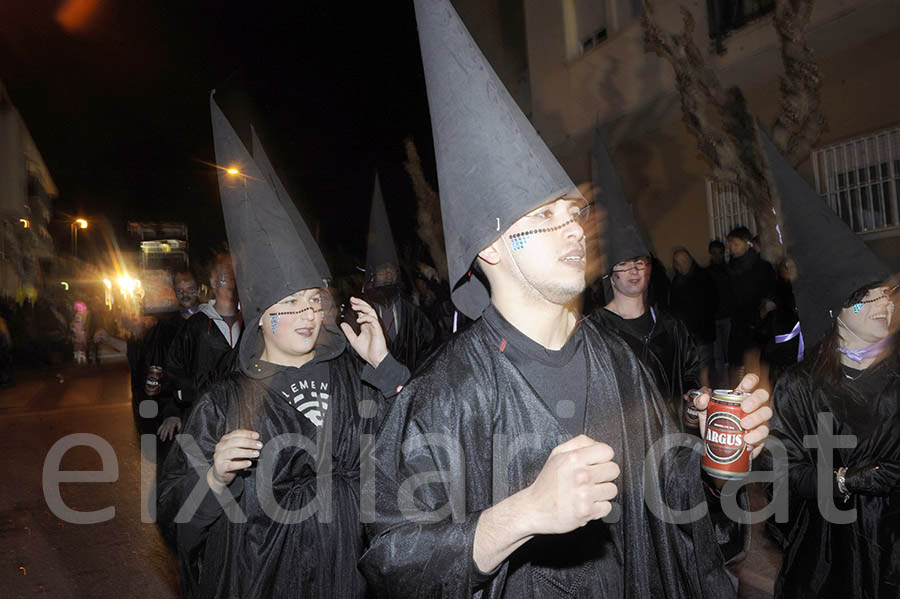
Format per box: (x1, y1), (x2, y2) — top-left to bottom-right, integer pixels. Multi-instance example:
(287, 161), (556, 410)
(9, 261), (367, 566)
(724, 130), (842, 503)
(6, 1), (895, 597)
(153, 2), (893, 597)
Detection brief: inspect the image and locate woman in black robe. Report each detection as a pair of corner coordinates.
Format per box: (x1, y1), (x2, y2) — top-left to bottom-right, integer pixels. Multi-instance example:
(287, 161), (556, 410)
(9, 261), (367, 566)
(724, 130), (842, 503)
(158, 290), (407, 599)
(769, 283), (899, 598)
(157, 96), (409, 598)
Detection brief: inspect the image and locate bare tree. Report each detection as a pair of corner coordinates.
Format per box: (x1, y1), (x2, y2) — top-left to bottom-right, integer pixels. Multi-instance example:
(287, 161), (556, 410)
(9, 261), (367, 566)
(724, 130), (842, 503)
(641, 0), (825, 259)
(403, 137), (449, 282)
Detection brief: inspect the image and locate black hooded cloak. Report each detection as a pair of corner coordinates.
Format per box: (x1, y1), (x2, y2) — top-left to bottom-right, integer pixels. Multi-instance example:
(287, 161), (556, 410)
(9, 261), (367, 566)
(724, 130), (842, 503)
(361, 2), (744, 596)
(157, 325), (407, 598)
(590, 131), (703, 416)
(164, 306), (240, 408)
(364, 174), (436, 370)
(365, 289), (437, 372)
(156, 95), (409, 599)
(591, 306), (703, 423)
(759, 127), (898, 598)
(359, 318), (746, 598)
(768, 355), (900, 598)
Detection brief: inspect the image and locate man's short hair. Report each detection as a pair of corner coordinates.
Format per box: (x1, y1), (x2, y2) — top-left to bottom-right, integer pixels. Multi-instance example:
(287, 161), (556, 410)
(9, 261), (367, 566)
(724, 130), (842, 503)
(726, 226), (752, 242)
(172, 268), (198, 284)
(708, 239), (725, 252)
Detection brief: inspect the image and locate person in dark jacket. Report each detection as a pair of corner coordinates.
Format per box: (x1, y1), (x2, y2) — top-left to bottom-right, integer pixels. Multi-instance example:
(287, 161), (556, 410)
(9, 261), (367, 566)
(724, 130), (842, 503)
(165, 253), (242, 415)
(158, 98), (408, 599)
(707, 239), (734, 387)
(360, 5), (771, 596)
(140, 269), (201, 455)
(726, 225), (776, 383)
(670, 247), (717, 382)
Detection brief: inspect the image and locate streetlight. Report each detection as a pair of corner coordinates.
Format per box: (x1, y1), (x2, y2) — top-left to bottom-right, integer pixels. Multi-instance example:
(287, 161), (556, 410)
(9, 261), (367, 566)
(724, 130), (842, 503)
(71, 218), (88, 258)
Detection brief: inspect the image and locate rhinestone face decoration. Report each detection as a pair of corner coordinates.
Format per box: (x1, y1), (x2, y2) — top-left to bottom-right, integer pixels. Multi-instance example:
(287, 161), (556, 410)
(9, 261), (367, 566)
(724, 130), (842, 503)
(507, 216), (579, 252)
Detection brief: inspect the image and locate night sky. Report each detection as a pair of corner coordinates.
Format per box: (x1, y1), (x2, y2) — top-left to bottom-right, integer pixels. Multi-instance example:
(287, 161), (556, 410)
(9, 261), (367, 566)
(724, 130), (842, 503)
(0, 0), (436, 272)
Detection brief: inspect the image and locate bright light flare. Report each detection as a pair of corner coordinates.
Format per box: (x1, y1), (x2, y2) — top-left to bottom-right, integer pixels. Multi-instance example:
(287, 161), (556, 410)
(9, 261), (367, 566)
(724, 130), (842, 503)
(103, 279), (112, 290)
(19, 218), (29, 229)
(75, 218), (88, 229)
(116, 276), (141, 295)
(60, 282), (70, 291)
(226, 168), (240, 175)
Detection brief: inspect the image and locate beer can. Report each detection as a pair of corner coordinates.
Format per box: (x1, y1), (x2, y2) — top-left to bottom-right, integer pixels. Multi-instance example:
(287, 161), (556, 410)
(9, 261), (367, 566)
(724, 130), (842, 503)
(683, 390), (701, 431)
(701, 389), (750, 479)
(145, 365), (163, 397)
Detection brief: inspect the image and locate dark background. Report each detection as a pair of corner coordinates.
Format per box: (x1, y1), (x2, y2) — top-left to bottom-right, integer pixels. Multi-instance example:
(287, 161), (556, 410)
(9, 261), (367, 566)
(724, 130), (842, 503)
(0, 0), (436, 272)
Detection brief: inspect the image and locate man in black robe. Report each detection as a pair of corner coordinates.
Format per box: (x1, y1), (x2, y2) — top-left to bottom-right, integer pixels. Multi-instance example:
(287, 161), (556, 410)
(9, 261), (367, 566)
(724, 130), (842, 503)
(725, 226), (775, 381)
(363, 174), (436, 371)
(359, 2), (772, 596)
(588, 133), (706, 425)
(592, 254), (705, 425)
(165, 253), (242, 414)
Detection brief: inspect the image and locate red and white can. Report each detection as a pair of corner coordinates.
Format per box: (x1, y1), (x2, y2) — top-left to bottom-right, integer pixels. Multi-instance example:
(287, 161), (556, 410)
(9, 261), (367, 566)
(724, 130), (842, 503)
(145, 365), (163, 397)
(701, 389), (751, 479)
(683, 390), (701, 431)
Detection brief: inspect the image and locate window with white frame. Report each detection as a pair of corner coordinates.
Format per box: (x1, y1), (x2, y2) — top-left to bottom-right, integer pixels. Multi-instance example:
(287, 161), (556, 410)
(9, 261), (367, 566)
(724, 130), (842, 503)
(706, 178), (758, 242)
(812, 127), (900, 236)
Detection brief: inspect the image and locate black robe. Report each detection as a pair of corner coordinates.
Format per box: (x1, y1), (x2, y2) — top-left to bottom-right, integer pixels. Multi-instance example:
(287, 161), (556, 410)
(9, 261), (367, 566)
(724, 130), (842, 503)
(591, 307), (702, 424)
(768, 354), (900, 598)
(360, 317), (745, 598)
(157, 330), (408, 599)
(670, 263), (718, 346)
(366, 291), (437, 372)
(142, 312), (190, 423)
(165, 311), (240, 408)
(726, 251), (775, 364)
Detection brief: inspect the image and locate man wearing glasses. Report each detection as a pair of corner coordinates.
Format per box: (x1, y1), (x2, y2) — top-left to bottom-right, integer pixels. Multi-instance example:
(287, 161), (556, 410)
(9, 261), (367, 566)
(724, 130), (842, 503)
(592, 254), (708, 428)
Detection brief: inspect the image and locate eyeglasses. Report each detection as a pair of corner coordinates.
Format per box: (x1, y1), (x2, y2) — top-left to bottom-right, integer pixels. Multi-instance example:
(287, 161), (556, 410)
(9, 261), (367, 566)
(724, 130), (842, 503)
(612, 259), (650, 273)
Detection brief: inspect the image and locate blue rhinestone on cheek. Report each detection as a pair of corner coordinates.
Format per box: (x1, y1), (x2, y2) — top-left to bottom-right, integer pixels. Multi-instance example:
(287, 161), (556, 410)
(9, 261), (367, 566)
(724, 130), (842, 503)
(270, 314), (280, 334)
(510, 235), (528, 251)
(852, 303), (862, 315)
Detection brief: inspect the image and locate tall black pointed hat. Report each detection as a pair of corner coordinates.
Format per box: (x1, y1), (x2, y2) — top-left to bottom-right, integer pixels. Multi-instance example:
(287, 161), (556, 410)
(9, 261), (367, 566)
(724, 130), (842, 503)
(591, 126), (650, 272)
(414, 0), (583, 319)
(211, 94), (330, 365)
(366, 172), (401, 273)
(758, 127), (890, 348)
(250, 126), (331, 281)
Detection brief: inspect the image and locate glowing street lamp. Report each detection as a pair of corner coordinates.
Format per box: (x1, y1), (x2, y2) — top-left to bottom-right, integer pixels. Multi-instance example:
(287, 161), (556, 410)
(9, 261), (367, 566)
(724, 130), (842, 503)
(71, 218), (88, 257)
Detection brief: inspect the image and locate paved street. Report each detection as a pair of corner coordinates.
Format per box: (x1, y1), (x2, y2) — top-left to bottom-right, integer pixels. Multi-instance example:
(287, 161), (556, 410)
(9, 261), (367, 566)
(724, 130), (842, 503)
(0, 361), (180, 599)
